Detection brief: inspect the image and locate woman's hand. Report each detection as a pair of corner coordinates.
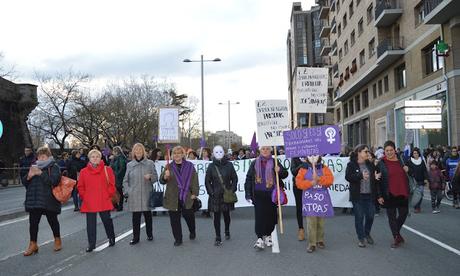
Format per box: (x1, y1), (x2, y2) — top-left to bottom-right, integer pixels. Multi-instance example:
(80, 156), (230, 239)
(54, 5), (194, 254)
(144, 174), (152, 181)
(403, 165), (409, 173)
(275, 166), (280, 173)
(163, 169), (170, 180)
(377, 197), (384, 205)
(190, 194), (197, 200)
(375, 172), (382, 180)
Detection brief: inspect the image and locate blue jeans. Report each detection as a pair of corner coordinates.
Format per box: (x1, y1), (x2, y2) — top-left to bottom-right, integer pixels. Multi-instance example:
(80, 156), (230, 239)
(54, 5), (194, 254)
(352, 194), (375, 240)
(413, 185), (424, 209)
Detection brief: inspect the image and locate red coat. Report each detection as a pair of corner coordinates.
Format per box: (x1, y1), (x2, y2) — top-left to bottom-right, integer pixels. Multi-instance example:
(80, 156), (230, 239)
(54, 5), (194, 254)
(77, 160), (116, 213)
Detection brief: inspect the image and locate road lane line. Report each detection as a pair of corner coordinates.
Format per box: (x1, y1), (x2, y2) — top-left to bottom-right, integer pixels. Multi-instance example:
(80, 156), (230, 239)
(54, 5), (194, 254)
(0, 206), (74, 227)
(94, 223), (145, 252)
(271, 227), (280, 253)
(402, 225), (460, 256)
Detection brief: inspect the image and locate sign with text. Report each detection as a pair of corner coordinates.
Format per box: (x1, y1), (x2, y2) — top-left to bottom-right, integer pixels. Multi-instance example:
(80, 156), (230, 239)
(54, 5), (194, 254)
(158, 107), (180, 143)
(302, 187), (334, 217)
(283, 125), (341, 158)
(296, 67), (329, 113)
(255, 100), (290, 146)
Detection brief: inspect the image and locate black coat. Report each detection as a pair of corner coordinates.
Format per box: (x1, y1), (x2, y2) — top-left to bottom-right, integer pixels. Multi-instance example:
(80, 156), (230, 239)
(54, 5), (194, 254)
(205, 158), (238, 212)
(345, 160), (379, 202)
(66, 157), (85, 181)
(22, 161), (62, 214)
(244, 158), (288, 203)
(407, 159), (428, 184)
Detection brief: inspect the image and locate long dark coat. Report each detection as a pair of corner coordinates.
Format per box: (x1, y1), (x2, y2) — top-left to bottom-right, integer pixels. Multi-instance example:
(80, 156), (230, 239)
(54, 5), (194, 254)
(205, 158), (238, 212)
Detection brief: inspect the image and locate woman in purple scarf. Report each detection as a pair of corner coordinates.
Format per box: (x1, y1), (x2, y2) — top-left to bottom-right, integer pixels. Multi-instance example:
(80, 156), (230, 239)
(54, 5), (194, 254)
(160, 146), (199, 246)
(244, 146), (288, 250)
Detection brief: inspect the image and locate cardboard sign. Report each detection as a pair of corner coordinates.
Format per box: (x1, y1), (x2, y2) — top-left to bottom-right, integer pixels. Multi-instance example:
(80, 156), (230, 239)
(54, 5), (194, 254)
(255, 100), (290, 147)
(296, 67), (329, 113)
(283, 125), (341, 157)
(302, 187), (334, 217)
(158, 107), (180, 143)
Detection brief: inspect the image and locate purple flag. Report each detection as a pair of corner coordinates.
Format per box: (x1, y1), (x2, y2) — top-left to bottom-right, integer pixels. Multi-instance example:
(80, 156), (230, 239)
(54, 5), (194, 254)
(102, 147), (111, 157)
(250, 132), (258, 156)
(200, 137), (206, 148)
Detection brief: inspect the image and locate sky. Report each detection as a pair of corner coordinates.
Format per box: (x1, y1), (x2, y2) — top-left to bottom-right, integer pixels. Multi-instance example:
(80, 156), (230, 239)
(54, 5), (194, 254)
(1, 0), (315, 145)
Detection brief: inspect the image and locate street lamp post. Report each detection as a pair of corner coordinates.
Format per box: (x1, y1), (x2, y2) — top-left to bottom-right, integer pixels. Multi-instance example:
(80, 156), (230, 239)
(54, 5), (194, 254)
(183, 55), (221, 145)
(218, 100), (240, 150)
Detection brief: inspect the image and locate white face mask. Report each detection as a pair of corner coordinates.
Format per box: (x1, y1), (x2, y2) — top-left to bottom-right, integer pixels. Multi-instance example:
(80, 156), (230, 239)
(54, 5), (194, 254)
(307, 155), (319, 164)
(213, 146), (225, 160)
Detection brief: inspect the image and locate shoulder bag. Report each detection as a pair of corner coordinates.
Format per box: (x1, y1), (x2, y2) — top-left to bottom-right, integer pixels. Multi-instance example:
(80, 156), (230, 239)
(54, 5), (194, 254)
(215, 165), (238, 204)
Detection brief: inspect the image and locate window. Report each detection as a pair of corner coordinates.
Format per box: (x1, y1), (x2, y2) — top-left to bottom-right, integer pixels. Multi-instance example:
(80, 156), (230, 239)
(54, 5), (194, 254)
(344, 40), (349, 55)
(343, 102), (348, 118)
(339, 48), (343, 61)
(338, 23), (342, 37)
(384, 75), (389, 92)
(358, 18), (364, 36)
(351, 30), (356, 46)
(362, 90), (369, 108)
(359, 49), (365, 66)
(423, 40), (444, 75)
(355, 95), (361, 112)
(415, 2), (425, 26)
(395, 63), (406, 90)
(368, 38), (375, 58)
(349, 1), (354, 18)
(367, 3), (373, 24)
(349, 99), (354, 115)
(372, 83), (377, 98)
(336, 108), (341, 122)
(351, 59), (357, 73)
(343, 14), (348, 28)
(378, 80), (383, 96)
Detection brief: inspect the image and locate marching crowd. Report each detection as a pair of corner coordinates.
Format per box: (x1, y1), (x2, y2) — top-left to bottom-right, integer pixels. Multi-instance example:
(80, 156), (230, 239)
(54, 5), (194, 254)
(16, 141), (460, 256)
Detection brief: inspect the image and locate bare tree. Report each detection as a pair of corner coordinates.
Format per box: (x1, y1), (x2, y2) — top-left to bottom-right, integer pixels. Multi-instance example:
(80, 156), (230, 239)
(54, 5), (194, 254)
(0, 52), (17, 80)
(28, 69), (91, 151)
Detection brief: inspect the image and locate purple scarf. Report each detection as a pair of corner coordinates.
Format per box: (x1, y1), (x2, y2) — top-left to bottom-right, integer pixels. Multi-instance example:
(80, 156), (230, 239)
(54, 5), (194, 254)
(255, 156), (274, 188)
(170, 159), (194, 202)
(304, 164), (324, 181)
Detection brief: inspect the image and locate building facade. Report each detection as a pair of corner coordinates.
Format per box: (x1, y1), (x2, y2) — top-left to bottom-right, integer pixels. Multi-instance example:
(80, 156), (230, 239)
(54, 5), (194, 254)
(214, 130), (242, 150)
(316, 0), (460, 149)
(287, 2), (335, 129)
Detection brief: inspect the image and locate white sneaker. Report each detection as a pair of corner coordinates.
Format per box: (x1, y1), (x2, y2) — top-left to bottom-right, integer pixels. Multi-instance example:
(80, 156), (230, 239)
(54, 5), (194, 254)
(254, 238), (265, 250)
(433, 209), (441, 214)
(264, 235), (273, 247)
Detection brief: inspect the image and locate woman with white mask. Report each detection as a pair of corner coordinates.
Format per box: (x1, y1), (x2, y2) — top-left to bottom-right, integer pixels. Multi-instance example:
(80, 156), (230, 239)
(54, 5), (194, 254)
(205, 146), (238, 246)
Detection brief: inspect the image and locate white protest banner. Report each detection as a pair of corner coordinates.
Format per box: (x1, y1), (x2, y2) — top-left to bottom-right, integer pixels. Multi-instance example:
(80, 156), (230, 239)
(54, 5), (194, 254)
(158, 107), (180, 143)
(255, 100), (290, 146)
(296, 67), (329, 113)
(151, 156), (352, 211)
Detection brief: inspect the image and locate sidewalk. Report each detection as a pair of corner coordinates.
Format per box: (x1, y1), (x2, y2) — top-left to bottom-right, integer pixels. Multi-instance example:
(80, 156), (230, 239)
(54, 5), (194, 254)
(0, 185), (26, 222)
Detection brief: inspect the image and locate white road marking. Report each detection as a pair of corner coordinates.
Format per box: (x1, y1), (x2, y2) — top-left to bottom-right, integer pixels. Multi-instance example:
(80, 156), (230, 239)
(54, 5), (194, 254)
(0, 206), (74, 227)
(271, 227), (280, 254)
(403, 225), (460, 256)
(94, 223), (145, 252)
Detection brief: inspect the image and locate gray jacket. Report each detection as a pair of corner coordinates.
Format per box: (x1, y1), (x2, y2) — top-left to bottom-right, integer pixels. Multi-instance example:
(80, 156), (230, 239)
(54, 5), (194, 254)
(123, 158), (158, 212)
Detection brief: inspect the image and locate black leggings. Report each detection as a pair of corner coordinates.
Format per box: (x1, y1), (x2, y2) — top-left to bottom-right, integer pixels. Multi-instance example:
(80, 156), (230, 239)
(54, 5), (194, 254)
(213, 211), (230, 238)
(132, 211), (152, 240)
(293, 185), (304, 229)
(254, 191), (277, 239)
(29, 209), (60, 242)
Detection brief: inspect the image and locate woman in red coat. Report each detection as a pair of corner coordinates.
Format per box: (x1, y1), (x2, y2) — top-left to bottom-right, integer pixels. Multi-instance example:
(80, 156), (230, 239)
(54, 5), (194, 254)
(78, 149), (116, 252)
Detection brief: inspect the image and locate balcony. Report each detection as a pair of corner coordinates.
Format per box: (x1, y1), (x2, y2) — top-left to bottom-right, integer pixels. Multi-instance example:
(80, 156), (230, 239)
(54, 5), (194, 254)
(424, 0), (460, 24)
(317, 0), (331, 19)
(331, 40), (337, 56)
(332, 63), (339, 78)
(331, 17), (337, 33)
(335, 37), (404, 102)
(320, 39), (332, 56)
(322, 56), (332, 67)
(374, 0), (402, 27)
(319, 20), (331, 38)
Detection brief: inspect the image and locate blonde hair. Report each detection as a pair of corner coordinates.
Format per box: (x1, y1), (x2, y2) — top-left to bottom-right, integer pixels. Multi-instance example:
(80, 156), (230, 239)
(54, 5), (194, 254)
(172, 146), (186, 156)
(88, 149), (102, 159)
(36, 146), (52, 157)
(131, 143), (147, 159)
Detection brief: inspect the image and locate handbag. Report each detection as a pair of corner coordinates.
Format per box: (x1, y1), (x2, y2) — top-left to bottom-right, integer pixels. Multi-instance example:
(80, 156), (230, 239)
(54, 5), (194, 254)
(271, 187), (288, 206)
(149, 184), (164, 208)
(214, 166), (238, 204)
(192, 198), (202, 212)
(104, 166), (121, 205)
(49, 167), (77, 204)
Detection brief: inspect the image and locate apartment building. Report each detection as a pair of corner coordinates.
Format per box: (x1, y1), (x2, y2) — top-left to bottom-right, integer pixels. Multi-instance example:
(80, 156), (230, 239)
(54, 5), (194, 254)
(318, 0), (460, 149)
(287, 2), (335, 129)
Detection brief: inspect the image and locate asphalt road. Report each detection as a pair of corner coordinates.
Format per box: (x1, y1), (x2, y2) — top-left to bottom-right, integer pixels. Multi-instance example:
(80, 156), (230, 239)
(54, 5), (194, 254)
(0, 196), (459, 276)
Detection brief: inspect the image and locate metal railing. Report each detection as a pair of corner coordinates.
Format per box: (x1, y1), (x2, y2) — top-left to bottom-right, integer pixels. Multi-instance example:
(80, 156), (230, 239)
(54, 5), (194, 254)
(423, 0), (443, 16)
(375, 0), (400, 19)
(377, 37), (404, 57)
(0, 166), (23, 187)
